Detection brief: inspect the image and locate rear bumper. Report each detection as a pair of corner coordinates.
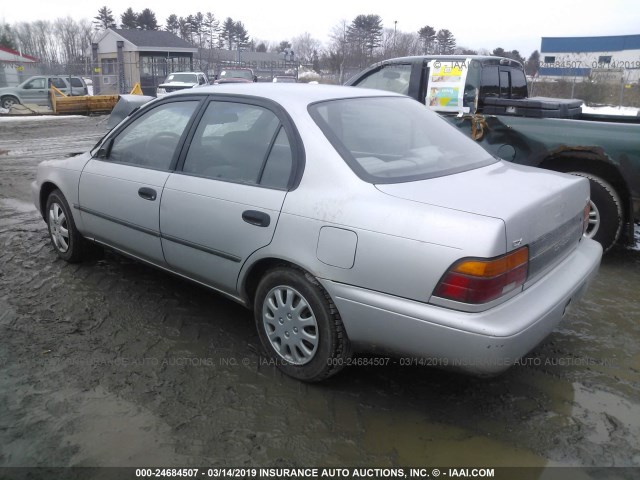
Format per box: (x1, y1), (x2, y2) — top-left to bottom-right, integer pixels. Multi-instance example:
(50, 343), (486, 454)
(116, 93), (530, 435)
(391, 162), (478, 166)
(320, 238), (602, 374)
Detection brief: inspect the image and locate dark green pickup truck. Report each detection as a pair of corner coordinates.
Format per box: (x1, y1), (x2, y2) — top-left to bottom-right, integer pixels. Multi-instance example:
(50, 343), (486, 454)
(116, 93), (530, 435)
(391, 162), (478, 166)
(346, 55), (640, 251)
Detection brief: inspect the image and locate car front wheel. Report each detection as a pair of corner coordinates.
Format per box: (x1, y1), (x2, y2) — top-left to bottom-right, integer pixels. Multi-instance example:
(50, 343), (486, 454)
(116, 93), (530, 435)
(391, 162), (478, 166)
(1, 96), (20, 110)
(45, 189), (86, 263)
(254, 267), (351, 382)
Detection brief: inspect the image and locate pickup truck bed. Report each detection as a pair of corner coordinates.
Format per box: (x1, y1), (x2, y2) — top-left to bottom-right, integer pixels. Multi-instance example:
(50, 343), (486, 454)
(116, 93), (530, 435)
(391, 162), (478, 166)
(346, 55), (640, 251)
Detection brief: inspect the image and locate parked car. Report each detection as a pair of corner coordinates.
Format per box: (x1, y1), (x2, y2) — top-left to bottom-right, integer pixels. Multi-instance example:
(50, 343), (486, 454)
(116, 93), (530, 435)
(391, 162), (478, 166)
(156, 71), (209, 98)
(213, 68), (257, 84)
(346, 55), (640, 252)
(32, 84), (602, 382)
(0, 75), (88, 109)
(272, 76), (297, 83)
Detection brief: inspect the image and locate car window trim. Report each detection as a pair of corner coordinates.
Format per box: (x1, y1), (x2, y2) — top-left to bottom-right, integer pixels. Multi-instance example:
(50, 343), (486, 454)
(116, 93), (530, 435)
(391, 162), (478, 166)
(174, 94), (305, 191)
(94, 96), (207, 172)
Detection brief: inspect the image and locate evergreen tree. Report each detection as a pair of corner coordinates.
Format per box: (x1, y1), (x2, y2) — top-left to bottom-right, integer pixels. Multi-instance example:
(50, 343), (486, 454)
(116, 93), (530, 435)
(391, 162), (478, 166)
(436, 29), (456, 54)
(165, 14), (179, 35)
(94, 6), (116, 31)
(120, 8), (138, 29)
(138, 9), (158, 30)
(234, 21), (249, 48)
(221, 17), (236, 49)
(526, 50), (540, 76)
(347, 14), (383, 65)
(418, 25), (436, 54)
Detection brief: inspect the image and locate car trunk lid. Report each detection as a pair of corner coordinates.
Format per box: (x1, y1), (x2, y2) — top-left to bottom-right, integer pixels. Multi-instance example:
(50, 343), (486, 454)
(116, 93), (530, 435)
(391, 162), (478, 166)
(376, 161), (589, 280)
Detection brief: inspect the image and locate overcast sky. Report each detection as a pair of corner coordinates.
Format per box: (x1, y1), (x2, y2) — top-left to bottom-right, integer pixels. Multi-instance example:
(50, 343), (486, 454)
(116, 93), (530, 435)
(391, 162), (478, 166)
(2, 0), (639, 56)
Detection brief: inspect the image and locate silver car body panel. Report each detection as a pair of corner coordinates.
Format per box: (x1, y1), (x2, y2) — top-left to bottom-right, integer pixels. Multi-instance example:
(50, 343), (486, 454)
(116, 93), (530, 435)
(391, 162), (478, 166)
(160, 174), (287, 294)
(319, 238), (601, 374)
(78, 160), (169, 264)
(32, 83), (603, 373)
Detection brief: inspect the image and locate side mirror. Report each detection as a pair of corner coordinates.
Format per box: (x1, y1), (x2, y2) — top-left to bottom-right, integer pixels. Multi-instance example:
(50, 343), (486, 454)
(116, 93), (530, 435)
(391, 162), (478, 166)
(96, 138), (114, 159)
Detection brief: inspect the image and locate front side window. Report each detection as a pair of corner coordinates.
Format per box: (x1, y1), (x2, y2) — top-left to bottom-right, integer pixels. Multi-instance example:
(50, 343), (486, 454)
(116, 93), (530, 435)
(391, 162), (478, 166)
(25, 78), (46, 89)
(354, 64), (412, 95)
(309, 96), (496, 183)
(183, 101), (292, 188)
(107, 101), (198, 170)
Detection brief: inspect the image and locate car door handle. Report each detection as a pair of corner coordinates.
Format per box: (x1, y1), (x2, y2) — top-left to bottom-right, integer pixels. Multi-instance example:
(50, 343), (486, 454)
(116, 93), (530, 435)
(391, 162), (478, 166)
(242, 210), (270, 227)
(138, 187), (157, 201)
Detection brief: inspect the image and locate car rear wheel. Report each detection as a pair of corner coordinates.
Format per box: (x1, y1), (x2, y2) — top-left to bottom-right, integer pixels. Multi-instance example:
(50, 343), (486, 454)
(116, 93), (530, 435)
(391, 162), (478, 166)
(45, 189), (86, 263)
(254, 267), (351, 382)
(1, 96), (20, 110)
(569, 172), (623, 252)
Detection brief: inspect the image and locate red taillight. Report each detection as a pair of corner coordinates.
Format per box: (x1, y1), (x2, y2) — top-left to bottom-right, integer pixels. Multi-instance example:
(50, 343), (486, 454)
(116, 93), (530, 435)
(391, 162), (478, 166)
(433, 247), (529, 304)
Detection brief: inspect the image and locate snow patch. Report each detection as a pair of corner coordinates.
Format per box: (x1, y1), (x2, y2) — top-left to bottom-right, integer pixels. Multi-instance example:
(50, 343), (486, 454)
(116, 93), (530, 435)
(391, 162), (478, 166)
(581, 105), (640, 117)
(0, 115), (85, 122)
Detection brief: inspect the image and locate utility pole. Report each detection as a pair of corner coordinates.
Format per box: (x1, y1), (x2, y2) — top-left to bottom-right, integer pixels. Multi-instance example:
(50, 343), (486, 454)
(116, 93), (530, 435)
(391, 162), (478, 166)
(394, 21), (397, 52)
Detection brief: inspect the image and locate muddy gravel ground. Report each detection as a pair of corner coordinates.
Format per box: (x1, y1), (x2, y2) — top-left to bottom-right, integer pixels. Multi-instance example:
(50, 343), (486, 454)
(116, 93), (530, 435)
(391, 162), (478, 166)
(0, 116), (639, 473)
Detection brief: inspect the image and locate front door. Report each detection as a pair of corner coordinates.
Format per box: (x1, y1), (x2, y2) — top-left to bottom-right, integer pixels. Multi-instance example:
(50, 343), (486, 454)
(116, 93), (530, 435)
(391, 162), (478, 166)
(78, 99), (201, 265)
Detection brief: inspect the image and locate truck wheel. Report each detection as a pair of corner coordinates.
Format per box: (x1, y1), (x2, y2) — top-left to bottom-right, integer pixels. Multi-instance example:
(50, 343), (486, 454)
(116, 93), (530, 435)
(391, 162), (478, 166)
(254, 267), (351, 382)
(569, 172), (622, 252)
(1, 96), (20, 110)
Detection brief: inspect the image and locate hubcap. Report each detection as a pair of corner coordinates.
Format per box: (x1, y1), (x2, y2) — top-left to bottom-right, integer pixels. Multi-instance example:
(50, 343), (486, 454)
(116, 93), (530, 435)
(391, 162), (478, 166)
(585, 200), (600, 238)
(48, 202), (70, 253)
(262, 286), (319, 365)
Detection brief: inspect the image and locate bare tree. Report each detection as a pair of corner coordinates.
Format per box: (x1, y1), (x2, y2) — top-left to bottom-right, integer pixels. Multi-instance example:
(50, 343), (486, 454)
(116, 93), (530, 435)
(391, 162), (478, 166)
(292, 32), (321, 64)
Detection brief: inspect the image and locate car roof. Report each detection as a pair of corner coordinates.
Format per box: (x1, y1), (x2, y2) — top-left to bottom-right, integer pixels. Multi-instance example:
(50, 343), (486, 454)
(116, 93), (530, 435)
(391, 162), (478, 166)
(169, 83), (403, 106)
(367, 54), (523, 68)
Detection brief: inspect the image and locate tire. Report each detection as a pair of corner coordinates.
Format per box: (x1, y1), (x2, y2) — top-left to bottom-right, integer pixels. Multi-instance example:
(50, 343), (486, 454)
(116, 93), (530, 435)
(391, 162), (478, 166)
(254, 267), (351, 382)
(1, 96), (20, 110)
(569, 172), (623, 252)
(45, 189), (86, 263)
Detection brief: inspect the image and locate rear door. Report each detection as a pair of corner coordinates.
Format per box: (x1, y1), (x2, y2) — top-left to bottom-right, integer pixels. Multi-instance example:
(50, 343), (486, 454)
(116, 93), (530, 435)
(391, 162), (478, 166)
(160, 98), (299, 294)
(78, 98), (201, 265)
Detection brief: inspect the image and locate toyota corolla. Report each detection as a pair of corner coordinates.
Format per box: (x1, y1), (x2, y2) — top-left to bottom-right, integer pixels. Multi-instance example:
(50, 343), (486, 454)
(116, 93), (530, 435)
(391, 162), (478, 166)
(32, 84), (602, 382)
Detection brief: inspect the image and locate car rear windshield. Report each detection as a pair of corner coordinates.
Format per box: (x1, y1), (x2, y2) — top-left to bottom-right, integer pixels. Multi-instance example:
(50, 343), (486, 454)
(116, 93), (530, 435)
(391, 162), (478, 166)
(308, 96), (497, 183)
(166, 73), (197, 83)
(220, 69), (253, 80)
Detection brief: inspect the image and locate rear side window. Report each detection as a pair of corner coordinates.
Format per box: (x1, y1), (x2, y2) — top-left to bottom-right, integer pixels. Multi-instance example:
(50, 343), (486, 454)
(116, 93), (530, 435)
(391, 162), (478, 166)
(309, 96), (496, 183)
(183, 101), (292, 188)
(51, 78), (66, 89)
(353, 64), (412, 95)
(510, 69), (527, 99)
(70, 78), (85, 87)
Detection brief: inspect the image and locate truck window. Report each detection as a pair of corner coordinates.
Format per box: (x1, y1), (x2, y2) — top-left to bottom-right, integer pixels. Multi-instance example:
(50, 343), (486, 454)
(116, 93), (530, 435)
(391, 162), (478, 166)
(480, 66), (499, 98)
(354, 64), (412, 95)
(499, 71), (510, 97)
(510, 69), (527, 99)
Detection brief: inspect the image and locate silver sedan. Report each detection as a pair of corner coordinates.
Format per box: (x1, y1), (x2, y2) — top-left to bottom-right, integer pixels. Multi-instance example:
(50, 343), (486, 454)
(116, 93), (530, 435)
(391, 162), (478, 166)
(32, 84), (602, 382)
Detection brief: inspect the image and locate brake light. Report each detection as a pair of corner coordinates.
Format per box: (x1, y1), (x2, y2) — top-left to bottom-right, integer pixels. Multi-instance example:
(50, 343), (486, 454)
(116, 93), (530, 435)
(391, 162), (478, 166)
(433, 247), (529, 304)
(583, 201), (591, 235)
